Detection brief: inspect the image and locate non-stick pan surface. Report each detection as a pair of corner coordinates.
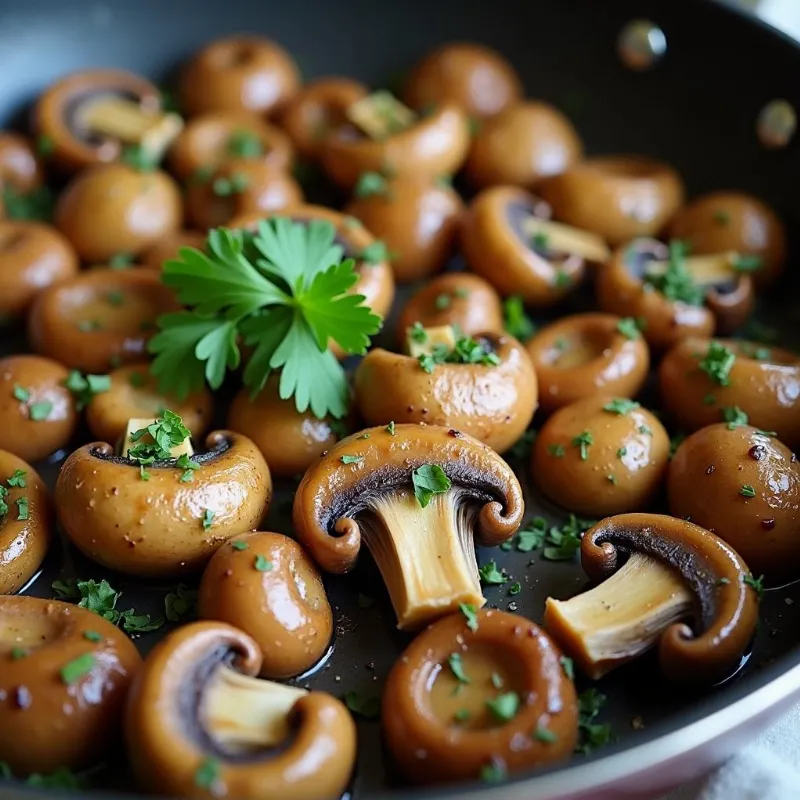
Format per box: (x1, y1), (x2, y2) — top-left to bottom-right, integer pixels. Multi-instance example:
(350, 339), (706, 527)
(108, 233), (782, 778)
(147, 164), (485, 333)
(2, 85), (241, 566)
(1, 1), (799, 798)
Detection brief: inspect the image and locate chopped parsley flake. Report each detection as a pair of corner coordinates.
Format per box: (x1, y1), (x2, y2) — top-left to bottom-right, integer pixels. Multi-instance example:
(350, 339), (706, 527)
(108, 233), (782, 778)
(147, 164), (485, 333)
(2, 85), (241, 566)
(603, 398), (640, 415)
(459, 602), (479, 631)
(447, 653), (470, 684)
(340, 455), (364, 465)
(254, 554), (273, 572)
(486, 692), (520, 721)
(698, 342), (736, 387)
(572, 430), (593, 460)
(202, 509), (214, 530)
(478, 560), (507, 585)
(411, 464), (451, 508)
(616, 317), (641, 340)
(739, 484), (756, 498)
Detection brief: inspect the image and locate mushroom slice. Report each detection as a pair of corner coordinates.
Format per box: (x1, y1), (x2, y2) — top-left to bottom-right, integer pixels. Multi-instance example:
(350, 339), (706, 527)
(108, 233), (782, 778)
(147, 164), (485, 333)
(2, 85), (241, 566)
(293, 423), (524, 630)
(125, 622), (356, 800)
(544, 513), (759, 684)
(346, 90), (417, 140)
(522, 215), (611, 264)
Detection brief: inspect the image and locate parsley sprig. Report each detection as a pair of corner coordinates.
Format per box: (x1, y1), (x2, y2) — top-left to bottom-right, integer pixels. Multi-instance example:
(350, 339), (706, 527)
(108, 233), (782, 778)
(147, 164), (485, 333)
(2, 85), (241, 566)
(644, 240), (704, 306)
(126, 410), (192, 464)
(418, 335), (500, 373)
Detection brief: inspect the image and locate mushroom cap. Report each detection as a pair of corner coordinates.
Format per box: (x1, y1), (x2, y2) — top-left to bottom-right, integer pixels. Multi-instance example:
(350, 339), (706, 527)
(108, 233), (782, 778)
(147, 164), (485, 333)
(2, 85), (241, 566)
(464, 101), (583, 191)
(320, 104), (470, 190)
(27, 268), (181, 374)
(532, 395), (670, 517)
(55, 163), (182, 263)
(0, 132), (44, 192)
(0, 451), (51, 594)
(460, 185), (585, 305)
(178, 36), (301, 118)
(539, 155), (685, 246)
(125, 621), (356, 800)
(382, 609), (578, 784)
(293, 423), (524, 574)
(579, 513), (759, 683)
(139, 230), (207, 272)
(669, 424), (800, 581)
(0, 354), (77, 463)
(354, 333), (538, 454)
(659, 337), (800, 447)
(525, 312), (650, 412)
(198, 532), (333, 678)
(55, 431), (272, 577)
(0, 595), (142, 775)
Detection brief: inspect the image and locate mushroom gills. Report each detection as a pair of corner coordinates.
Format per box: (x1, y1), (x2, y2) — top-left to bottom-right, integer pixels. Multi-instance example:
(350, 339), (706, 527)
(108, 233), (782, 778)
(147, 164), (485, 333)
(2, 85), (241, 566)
(544, 552), (693, 679)
(346, 90), (417, 140)
(522, 216), (611, 264)
(202, 665), (307, 753)
(406, 324), (457, 358)
(644, 251), (745, 289)
(121, 417), (194, 459)
(360, 489), (485, 630)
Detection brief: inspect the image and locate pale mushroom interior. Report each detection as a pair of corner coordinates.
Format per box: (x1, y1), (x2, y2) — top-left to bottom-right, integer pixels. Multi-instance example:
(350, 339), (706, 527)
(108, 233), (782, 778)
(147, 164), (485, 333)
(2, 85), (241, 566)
(346, 90), (416, 140)
(643, 251), (745, 288)
(522, 215), (611, 263)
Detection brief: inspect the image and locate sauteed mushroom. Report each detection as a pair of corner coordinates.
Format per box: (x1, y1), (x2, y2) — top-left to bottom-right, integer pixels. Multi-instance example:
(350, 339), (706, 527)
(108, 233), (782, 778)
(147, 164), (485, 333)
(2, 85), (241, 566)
(0, 595), (141, 775)
(140, 230), (207, 271)
(0, 132), (43, 194)
(544, 513), (759, 683)
(198, 532), (333, 678)
(293, 423), (524, 630)
(383, 609), (578, 785)
(669, 424), (800, 581)
(125, 621), (356, 800)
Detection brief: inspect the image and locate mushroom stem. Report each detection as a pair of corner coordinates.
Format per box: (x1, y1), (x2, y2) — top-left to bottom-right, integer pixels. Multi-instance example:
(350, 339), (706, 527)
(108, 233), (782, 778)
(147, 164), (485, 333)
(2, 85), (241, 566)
(362, 489), (485, 630)
(644, 251), (743, 286)
(544, 552), (693, 679)
(346, 90), (417, 140)
(203, 666), (307, 752)
(406, 324), (457, 358)
(120, 417), (194, 459)
(522, 216), (611, 263)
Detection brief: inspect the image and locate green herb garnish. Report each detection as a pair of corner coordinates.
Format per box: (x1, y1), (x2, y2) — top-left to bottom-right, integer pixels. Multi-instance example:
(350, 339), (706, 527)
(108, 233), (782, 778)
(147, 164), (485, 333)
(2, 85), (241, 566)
(60, 653), (95, 684)
(15, 497), (28, 520)
(503, 295), (535, 340)
(459, 602), (479, 631)
(28, 401), (53, 421)
(486, 692), (520, 721)
(344, 691), (381, 719)
(643, 239), (704, 306)
(744, 574), (765, 598)
(739, 484), (756, 498)
(448, 653), (470, 684)
(722, 406), (749, 429)
(7, 469), (26, 488)
(354, 171), (389, 199)
(572, 430), (593, 460)
(202, 509), (215, 531)
(698, 342), (736, 387)
(194, 757), (221, 791)
(340, 455), (364, 465)
(227, 129), (264, 158)
(64, 371), (111, 410)
(603, 398), (640, 415)
(616, 317), (641, 340)
(412, 464), (451, 508)
(535, 726), (558, 743)
(254, 554), (273, 572)
(560, 655), (575, 680)
(164, 584), (198, 623)
(359, 240), (390, 265)
(576, 688), (613, 753)
(478, 560), (507, 585)
(547, 444), (565, 458)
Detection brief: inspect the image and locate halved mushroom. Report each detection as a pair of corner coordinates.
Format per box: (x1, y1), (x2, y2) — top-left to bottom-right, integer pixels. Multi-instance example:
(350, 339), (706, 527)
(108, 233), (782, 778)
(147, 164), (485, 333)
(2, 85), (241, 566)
(461, 186), (609, 305)
(544, 513), (759, 684)
(383, 609), (578, 785)
(33, 69), (181, 172)
(125, 621), (356, 800)
(0, 595), (142, 775)
(293, 423), (524, 630)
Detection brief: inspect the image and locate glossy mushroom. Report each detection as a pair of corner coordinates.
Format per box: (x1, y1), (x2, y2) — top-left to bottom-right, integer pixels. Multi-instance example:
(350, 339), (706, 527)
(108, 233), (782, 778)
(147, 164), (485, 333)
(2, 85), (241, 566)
(532, 395), (669, 517)
(668, 191), (786, 287)
(0, 452), (51, 594)
(343, 174), (464, 283)
(395, 272), (504, 347)
(383, 609), (578, 785)
(354, 329), (537, 454)
(0, 595), (141, 775)
(55, 163), (182, 263)
(669, 424), (800, 581)
(659, 338), (800, 447)
(464, 101), (583, 190)
(28, 269), (178, 373)
(179, 36), (300, 118)
(526, 313), (650, 412)
(0, 355), (77, 462)
(0, 221), (79, 321)
(0, 132), (43, 194)
(198, 532), (333, 678)
(544, 513), (759, 684)
(293, 423), (524, 630)
(125, 621), (355, 799)
(539, 156), (685, 246)
(227, 377), (339, 479)
(461, 186), (611, 305)
(55, 430), (271, 577)
(402, 42), (523, 120)
(139, 230), (207, 271)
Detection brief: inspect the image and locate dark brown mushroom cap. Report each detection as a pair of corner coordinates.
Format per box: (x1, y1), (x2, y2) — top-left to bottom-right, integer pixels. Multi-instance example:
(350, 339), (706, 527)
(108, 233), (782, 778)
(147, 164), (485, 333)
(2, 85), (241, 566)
(292, 423), (524, 574)
(382, 609), (578, 784)
(0, 595), (142, 775)
(125, 621), (356, 800)
(581, 513), (759, 683)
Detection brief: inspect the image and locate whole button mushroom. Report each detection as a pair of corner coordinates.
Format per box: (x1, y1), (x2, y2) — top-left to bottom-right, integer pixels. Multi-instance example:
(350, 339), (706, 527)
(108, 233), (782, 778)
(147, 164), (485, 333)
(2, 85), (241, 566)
(343, 174), (464, 283)
(0, 452), (51, 594)
(0, 355), (77, 462)
(525, 313), (650, 413)
(461, 186), (610, 305)
(668, 191), (786, 287)
(0, 595), (142, 775)
(402, 42), (523, 120)
(539, 156), (685, 246)
(55, 163), (182, 264)
(464, 101), (583, 190)
(125, 621), (356, 800)
(669, 424), (800, 582)
(179, 36), (301, 118)
(544, 514), (759, 684)
(0, 221), (79, 321)
(198, 532), (333, 678)
(0, 132), (44, 194)
(382, 609), (578, 785)
(354, 327), (537, 454)
(659, 338), (800, 448)
(139, 230), (206, 272)
(28, 269), (180, 374)
(293, 423), (525, 630)
(532, 395), (669, 518)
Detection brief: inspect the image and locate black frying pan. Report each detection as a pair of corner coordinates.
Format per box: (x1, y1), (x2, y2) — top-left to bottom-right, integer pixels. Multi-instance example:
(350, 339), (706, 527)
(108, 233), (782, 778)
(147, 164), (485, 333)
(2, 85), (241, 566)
(1, 1), (799, 798)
